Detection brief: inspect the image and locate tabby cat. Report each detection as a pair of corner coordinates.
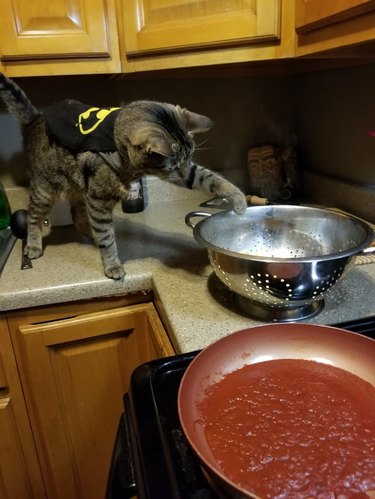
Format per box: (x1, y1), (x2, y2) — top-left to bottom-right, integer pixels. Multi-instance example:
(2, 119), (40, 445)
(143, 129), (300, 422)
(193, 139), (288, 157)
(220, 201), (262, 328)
(0, 73), (247, 280)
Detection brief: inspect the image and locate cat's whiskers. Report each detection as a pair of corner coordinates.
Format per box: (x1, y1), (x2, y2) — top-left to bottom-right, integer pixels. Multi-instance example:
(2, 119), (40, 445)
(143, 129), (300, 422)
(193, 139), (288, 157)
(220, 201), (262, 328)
(195, 137), (210, 147)
(194, 137), (211, 150)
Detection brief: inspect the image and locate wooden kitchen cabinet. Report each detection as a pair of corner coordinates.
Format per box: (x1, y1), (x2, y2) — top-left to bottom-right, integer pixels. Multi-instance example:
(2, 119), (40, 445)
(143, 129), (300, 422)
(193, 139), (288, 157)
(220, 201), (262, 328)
(119, 0), (296, 73)
(295, 0), (375, 56)
(0, 0), (121, 77)
(2, 0), (375, 77)
(0, 316), (46, 499)
(123, 0), (280, 56)
(0, 0), (295, 76)
(4, 296), (174, 499)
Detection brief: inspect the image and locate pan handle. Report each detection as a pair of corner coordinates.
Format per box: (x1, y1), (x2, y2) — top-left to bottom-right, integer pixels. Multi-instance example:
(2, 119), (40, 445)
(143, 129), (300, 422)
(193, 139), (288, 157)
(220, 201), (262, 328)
(362, 245), (375, 255)
(361, 231), (375, 254)
(185, 211), (212, 229)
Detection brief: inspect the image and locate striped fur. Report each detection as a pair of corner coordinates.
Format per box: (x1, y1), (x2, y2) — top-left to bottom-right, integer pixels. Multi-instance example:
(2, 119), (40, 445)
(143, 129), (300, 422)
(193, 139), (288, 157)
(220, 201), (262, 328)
(0, 73), (246, 280)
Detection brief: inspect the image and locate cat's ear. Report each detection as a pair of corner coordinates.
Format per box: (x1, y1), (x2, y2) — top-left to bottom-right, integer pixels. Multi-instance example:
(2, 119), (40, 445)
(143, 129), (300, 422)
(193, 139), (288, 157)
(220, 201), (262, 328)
(175, 105), (213, 134)
(147, 135), (174, 156)
(131, 128), (174, 157)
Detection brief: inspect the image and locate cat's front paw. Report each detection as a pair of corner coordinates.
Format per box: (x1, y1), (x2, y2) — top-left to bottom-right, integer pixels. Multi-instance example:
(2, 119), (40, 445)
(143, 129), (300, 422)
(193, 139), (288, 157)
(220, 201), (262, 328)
(25, 245), (43, 259)
(105, 264), (125, 281)
(229, 190), (247, 215)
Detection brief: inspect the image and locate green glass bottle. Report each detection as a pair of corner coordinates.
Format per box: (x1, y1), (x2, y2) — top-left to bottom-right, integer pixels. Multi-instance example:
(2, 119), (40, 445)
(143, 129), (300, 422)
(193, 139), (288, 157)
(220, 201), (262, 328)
(0, 181), (11, 230)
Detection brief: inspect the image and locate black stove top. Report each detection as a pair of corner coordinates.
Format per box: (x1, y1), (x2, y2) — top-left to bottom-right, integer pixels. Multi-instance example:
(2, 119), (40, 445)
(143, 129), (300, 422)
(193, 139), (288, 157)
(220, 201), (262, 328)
(106, 316), (375, 499)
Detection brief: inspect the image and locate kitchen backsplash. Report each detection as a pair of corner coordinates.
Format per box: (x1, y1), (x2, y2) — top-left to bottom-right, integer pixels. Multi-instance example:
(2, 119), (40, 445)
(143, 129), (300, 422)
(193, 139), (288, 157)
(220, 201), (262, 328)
(292, 63), (375, 188)
(302, 170), (375, 224)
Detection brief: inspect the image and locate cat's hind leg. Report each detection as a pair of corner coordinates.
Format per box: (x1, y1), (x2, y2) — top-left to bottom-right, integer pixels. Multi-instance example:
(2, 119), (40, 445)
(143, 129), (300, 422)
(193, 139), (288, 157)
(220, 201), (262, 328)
(26, 182), (55, 259)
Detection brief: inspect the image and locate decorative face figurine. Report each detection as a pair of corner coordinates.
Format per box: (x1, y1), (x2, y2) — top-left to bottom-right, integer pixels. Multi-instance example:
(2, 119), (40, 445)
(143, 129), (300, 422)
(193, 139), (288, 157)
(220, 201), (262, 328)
(247, 144), (301, 202)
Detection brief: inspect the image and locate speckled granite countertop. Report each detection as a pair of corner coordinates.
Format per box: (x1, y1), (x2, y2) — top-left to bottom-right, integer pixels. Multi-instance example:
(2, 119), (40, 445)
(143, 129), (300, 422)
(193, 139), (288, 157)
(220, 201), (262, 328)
(1, 181), (375, 354)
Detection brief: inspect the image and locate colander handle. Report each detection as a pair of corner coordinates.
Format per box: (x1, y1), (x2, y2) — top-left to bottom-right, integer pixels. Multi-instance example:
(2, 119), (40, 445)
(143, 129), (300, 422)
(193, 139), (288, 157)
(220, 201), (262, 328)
(185, 211), (212, 229)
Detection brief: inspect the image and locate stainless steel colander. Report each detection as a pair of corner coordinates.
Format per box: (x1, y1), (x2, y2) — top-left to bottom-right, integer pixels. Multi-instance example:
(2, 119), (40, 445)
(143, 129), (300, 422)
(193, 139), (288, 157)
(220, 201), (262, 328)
(185, 205), (375, 321)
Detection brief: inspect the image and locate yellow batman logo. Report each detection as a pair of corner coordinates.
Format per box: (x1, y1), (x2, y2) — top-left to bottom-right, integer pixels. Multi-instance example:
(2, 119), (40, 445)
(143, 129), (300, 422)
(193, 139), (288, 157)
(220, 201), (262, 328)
(77, 107), (120, 135)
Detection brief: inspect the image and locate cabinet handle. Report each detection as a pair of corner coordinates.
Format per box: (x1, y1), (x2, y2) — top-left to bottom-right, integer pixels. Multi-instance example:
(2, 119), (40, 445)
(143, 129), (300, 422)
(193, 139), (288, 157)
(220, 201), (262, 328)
(0, 386), (10, 409)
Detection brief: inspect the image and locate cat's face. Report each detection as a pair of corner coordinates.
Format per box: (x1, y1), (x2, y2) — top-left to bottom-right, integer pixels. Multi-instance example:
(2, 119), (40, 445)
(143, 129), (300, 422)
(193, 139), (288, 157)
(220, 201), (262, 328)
(114, 101), (212, 179)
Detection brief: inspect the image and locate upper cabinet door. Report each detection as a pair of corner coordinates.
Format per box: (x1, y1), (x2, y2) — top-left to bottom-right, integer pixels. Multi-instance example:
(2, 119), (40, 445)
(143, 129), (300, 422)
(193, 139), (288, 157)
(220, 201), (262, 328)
(295, 0), (375, 55)
(296, 0), (375, 33)
(1, 0), (112, 60)
(123, 0), (281, 57)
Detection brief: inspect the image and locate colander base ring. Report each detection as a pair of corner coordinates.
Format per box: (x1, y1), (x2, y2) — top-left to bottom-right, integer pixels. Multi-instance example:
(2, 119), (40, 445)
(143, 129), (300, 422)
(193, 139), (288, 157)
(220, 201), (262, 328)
(234, 295), (325, 322)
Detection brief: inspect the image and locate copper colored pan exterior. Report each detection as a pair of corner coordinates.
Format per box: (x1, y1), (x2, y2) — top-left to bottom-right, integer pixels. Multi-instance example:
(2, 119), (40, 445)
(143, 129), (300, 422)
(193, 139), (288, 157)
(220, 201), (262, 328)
(178, 323), (375, 499)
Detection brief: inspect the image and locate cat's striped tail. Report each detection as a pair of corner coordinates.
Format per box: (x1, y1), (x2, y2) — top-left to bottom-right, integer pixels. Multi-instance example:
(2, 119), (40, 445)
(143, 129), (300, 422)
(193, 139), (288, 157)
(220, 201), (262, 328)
(0, 72), (41, 126)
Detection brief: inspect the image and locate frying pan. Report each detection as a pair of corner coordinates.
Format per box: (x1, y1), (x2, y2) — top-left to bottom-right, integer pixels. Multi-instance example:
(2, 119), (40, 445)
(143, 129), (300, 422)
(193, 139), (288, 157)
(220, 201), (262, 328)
(178, 323), (375, 498)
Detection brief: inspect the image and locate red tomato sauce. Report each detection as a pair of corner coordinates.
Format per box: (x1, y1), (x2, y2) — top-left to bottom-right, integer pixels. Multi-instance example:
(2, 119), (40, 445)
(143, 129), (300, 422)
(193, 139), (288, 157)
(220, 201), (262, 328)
(197, 359), (375, 498)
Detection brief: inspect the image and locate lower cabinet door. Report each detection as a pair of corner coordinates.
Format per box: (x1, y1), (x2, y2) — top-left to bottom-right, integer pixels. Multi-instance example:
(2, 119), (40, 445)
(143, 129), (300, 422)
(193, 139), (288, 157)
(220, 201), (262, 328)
(10, 303), (173, 499)
(0, 316), (46, 499)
